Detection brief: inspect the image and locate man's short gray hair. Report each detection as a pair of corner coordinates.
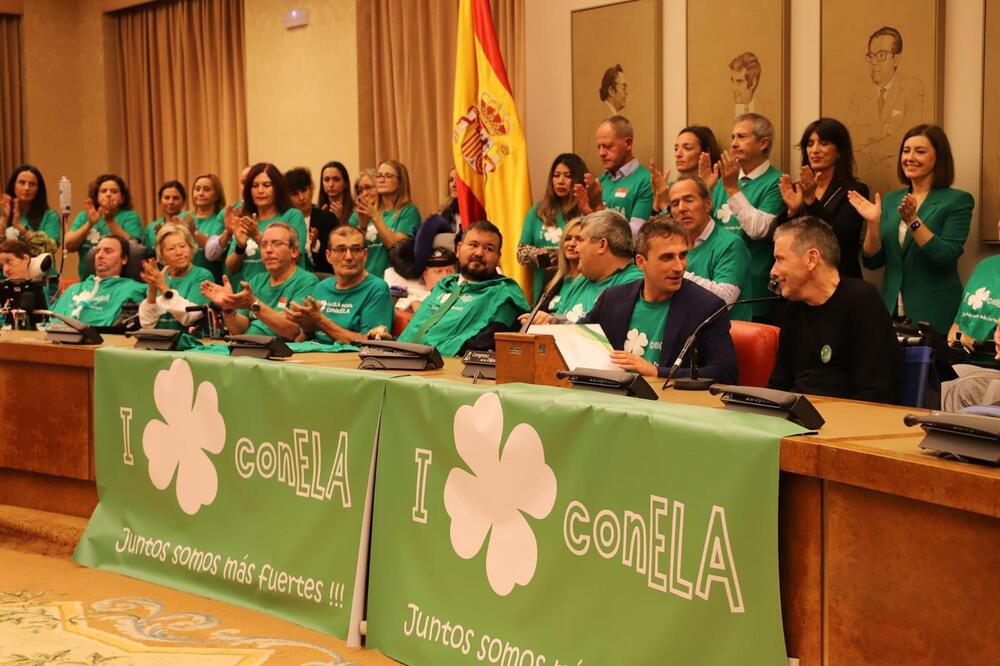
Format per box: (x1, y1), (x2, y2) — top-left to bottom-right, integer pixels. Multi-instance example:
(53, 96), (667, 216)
(581, 209), (633, 259)
(773, 215), (840, 268)
(600, 115), (634, 140)
(735, 112), (774, 156)
(263, 221), (299, 249)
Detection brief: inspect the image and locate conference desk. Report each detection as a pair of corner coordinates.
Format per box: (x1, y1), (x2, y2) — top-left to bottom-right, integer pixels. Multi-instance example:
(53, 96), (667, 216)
(0, 330), (996, 665)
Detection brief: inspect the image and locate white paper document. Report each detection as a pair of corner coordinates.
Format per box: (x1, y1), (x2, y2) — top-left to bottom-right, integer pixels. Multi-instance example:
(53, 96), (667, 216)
(527, 323), (618, 371)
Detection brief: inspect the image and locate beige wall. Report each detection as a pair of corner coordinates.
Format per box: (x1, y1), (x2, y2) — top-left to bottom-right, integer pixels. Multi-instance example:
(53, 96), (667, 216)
(526, 0), (994, 283)
(243, 0), (360, 185)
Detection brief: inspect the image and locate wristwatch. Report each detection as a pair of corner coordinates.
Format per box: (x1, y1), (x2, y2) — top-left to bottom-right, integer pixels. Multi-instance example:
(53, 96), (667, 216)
(249, 299), (262, 318)
(909, 218), (922, 232)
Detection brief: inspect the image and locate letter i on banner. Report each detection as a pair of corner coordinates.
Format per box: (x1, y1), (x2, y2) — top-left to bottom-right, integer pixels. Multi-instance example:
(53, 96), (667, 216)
(412, 449), (432, 523)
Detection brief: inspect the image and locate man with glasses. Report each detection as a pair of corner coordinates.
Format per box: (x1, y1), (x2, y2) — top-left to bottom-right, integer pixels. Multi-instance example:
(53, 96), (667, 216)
(850, 25), (925, 194)
(201, 222), (316, 339)
(285, 225), (393, 343)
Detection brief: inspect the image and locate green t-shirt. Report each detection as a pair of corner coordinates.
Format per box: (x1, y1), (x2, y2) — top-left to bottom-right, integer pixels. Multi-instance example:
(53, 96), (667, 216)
(546, 274), (579, 313)
(710, 165), (782, 317)
(193, 211), (226, 280)
(520, 202), (567, 301)
(15, 209), (62, 245)
(554, 262), (643, 323)
(954, 254), (1000, 341)
(142, 211), (194, 248)
(349, 203), (421, 280)
(399, 273), (529, 356)
(241, 266), (318, 338)
(227, 208), (308, 283)
(625, 295), (671, 364)
(51, 275), (146, 327)
(686, 222), (752, 321)
(154, 265), (214, 331)
(598, 162), (654, 224)
(309, 273), (394, 343)
(69, 210), (144, 279)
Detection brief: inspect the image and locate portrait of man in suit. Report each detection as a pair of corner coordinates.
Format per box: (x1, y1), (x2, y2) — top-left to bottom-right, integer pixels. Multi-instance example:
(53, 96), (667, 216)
(850, 26), (925, 194)
(730, 51), (764, 116)
(599, 64), (628, 116)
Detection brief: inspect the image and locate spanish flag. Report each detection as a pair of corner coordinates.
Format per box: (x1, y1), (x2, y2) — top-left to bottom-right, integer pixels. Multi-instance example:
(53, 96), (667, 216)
(452, 0), (532, 291)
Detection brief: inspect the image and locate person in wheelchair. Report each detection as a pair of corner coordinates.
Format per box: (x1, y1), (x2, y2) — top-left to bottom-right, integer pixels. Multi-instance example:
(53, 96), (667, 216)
(49, 236), (145, 328)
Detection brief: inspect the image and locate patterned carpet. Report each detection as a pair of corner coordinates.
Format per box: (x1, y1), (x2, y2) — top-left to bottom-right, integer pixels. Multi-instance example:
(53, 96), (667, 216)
(0, 506), (399, 665)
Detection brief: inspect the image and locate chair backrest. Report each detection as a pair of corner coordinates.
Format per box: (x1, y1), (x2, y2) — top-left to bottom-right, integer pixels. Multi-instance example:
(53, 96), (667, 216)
(729, 320), (780, 388)
(85, 239), (150, 282)
(899, 345), (933, 408)
(392, 308), (414, 337)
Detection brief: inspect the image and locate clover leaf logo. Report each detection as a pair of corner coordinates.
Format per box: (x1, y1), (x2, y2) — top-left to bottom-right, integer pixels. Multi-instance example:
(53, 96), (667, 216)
(443, 393), (557, 596)
(624, 328), (648, 356)
(366, 224), (378, 243)
(542, 226), (563, 244)
(142, 359), (226, 516)
(716, 203), (734, 224)
(548, 295), (561, 310)
(245, 238), (259, 257)
(968, 287), (990, 311)
(565, 302), (585, 323)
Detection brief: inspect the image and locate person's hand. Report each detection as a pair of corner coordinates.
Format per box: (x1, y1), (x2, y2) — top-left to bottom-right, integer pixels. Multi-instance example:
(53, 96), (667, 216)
(240, 214), (260, 241)
(650, 160), (671, 212)
(898, 193), (918, 225)
(355, 195), (376, 223)
(719, 150), (741, 194)
(179, 213), (196, 233)
(223, 203), (242, 233)
(847, 190), (882, 224)
(698, 152), (718, 190)
(308, 226), (319, 245)
(798, 165), (818, 204)
(200, 275), (237, 309)
(286, 296), (324, 327)
(232, 281), (255, 310)
(329, 199), (343, 219)
(994, 321), (1000, 361)
(518, 310), (554, 326)
(610, 350), (658, 377)
(85, 197), (101, 225)
(367, 325), (392, 340)
(778, 174), (803, 216)
(141, 259), (169, 293)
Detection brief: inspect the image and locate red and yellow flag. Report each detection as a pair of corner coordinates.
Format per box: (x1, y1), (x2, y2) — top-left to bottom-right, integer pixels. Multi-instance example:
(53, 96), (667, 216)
(452, 0), (532, 290)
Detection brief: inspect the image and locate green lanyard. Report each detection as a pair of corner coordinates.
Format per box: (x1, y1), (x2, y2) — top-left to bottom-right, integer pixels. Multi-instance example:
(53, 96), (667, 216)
(411, 283), (464, 344)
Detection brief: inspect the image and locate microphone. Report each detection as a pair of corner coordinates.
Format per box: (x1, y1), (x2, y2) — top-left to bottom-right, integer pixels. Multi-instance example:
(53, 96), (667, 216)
(37, 309), (90, 332)
(519, 275), (565, 333)
(663, 294), (781, 390)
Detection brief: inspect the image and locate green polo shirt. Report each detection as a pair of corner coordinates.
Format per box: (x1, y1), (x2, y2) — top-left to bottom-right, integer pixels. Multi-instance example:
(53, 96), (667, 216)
(308, 273), (394, 343)
(554, 262), (643, 323)
(625, 296), (671, 364)
(69, 210), (144, 279)
(599, 161), (654, 225)
(686, 222), (752, 321)
(710, 164), (781, 318)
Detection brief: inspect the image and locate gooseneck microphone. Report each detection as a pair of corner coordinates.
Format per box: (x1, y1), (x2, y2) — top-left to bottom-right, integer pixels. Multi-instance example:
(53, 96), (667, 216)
(664, 293), (781, 390)
(519, 275), (565, 333)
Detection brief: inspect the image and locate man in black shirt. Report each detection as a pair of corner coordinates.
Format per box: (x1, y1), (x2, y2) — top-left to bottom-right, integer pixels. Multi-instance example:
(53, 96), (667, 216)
(768, 216), (901, 403)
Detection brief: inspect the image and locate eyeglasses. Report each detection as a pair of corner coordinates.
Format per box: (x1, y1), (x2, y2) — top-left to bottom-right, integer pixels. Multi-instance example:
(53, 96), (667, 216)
(375, 173), (398, 180)
(330, 245), (366, 256)
(865, 50), (895, 63)
(259, 240), (290, 249)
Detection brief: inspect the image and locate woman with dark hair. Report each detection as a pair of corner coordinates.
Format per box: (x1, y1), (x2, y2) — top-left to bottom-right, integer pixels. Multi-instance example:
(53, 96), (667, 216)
(317, 161), (353, 222)
(64, 174), (143, 279)
(351, 159), (420, 280)
(775, 118), (869, 278)
(225, 162), (308, 283)
(849, 124), (974, 332)
(142, 180), (189, 248)
(0, 165), (60, 251)
(651, 126), (722, 212)
(518, 153), (588, 301)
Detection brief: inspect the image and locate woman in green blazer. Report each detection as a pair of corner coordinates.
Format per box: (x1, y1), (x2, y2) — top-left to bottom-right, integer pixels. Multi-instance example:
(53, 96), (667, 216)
(847, 124), (973, 333)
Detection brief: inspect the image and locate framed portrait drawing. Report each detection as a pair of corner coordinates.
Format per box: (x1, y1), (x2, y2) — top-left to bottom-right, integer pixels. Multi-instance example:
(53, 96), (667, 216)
(686, 0), (789, 170)
(571, 0), (662, 174)
(982, 0), (1000, 241)
(821, 0), (944, 199)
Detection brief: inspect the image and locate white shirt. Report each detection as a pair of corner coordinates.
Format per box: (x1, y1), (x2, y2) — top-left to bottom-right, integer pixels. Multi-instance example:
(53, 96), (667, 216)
(725, 160), (776, 240)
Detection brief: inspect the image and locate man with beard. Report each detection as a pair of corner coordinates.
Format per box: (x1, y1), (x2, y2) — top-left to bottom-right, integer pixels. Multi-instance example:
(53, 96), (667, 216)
(399, 220), (529, 355)
(285, 225), (393, 343)
(50, 235), (145, 326)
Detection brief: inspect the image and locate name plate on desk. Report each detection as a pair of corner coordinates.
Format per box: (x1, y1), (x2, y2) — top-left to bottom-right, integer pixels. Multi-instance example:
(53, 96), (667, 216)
(494, 333), (569, 387)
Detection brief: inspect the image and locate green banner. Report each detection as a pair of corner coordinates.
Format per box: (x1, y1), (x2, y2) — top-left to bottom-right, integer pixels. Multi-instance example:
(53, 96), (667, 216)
(74, 348), (382, 642)
(367, 378), (805, 665)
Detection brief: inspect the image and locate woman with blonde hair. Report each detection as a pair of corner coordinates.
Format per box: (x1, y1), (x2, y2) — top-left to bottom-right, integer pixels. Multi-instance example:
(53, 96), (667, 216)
(352, 160), (421, 279)
(138, 223), (214, 331)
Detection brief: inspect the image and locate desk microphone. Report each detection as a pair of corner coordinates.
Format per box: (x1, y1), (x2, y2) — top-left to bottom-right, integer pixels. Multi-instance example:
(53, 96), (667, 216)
(519, 275), (564, 333)
(663, 293), (781, 390)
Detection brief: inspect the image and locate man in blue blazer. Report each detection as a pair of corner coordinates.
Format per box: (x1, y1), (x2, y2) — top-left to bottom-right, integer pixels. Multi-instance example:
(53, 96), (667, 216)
(582, 216), (738, 383)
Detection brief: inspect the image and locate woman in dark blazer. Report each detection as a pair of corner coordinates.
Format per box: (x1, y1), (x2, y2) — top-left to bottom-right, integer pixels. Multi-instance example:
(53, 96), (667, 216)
(848, 124), (974, 333)
(775, 118), (868, 279)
